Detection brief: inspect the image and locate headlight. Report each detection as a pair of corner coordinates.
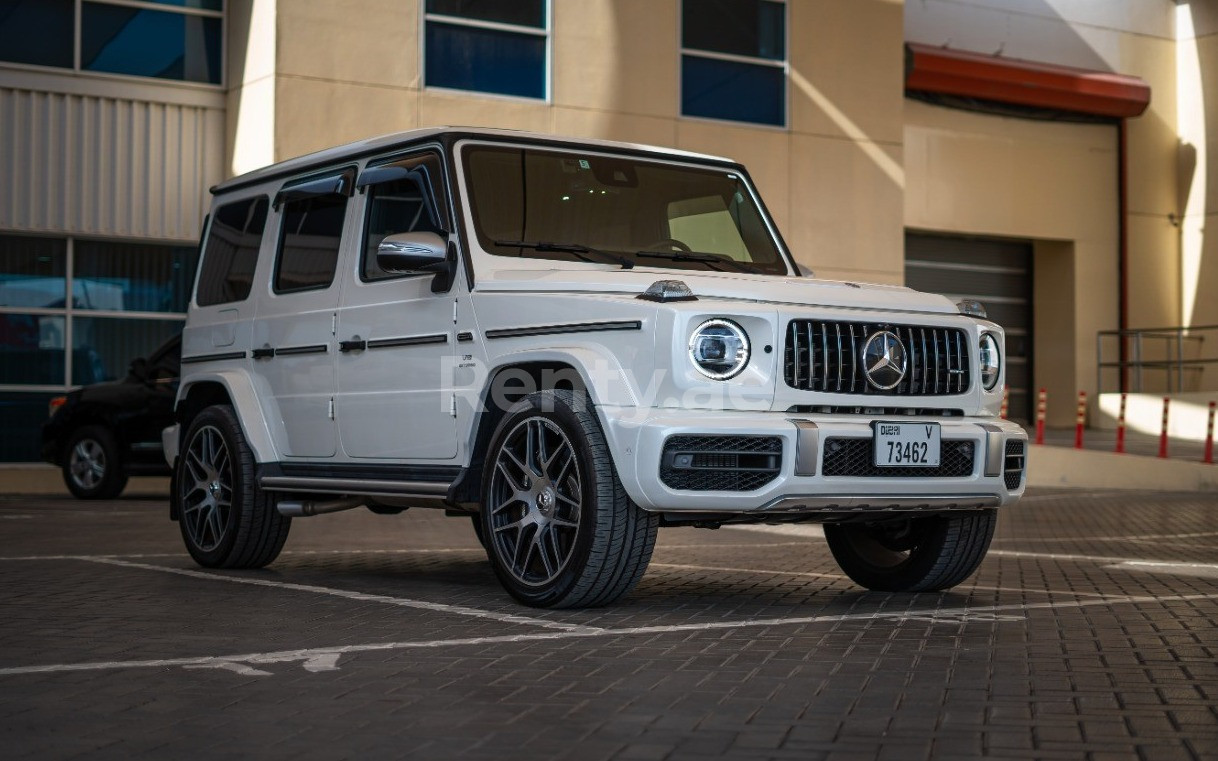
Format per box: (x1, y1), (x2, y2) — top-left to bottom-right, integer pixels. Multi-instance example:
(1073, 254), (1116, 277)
(689, 319), (750, 380)
(979, 333), (1001, 390)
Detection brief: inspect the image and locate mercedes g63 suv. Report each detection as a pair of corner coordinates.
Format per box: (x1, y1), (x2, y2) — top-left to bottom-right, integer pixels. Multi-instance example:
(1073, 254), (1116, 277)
(165, 127), (1026, 608)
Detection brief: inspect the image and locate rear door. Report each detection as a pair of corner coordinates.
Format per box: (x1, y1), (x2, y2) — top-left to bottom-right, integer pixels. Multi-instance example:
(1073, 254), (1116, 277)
(251, 170), (356, 458)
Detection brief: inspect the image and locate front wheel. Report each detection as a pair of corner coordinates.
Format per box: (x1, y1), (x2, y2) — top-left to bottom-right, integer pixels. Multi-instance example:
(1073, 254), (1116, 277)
(480, 389), (658, 608)
(176, 405), (290, 569)
(823, 511), (997, 592)
(63, 425), (128, 500)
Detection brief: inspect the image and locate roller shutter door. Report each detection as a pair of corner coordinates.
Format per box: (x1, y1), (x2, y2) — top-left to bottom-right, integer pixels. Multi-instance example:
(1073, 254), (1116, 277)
(905, 233), (1033, 422)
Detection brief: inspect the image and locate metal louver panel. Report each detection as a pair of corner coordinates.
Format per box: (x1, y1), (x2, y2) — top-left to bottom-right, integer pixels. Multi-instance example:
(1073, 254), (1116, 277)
(784, 320), (971, 396)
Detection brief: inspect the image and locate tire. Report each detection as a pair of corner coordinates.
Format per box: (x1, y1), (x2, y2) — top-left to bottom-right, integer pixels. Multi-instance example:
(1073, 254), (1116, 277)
(823, 510), (998, 592)
(480, 389), (658, 608)
(176, 404), (291, 569)
(470, 514), (488, 549)
(62, 425), (128, 500)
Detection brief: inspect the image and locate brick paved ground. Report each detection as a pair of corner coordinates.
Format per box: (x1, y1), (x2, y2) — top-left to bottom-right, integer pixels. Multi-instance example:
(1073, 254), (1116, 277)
(1, 489), (1216, 760)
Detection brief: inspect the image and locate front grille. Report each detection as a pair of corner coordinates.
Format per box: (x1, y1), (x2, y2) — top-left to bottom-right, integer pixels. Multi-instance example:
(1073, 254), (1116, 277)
(822, 438), (975, 478)
(784, 320), (971, 396)
(1004, 440), (1026, 489)
(660, 435), (782, 492)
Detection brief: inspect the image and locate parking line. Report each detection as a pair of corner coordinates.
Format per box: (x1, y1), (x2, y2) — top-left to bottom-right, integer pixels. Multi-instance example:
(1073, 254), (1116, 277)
(3, 591), (1216, 678)
(79, 557), (603, 634)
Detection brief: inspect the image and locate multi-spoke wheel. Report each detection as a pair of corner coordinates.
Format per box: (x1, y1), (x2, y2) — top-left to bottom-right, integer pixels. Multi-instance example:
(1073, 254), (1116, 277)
(62, 425), (127, 499)
(176, 405), (290, 569)
(480, 389), (658, 608)
(823, 510), (998, 592)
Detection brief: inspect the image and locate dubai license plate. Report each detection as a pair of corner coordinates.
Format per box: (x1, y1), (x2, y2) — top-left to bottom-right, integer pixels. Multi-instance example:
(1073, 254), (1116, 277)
(874, 422), (941, 467)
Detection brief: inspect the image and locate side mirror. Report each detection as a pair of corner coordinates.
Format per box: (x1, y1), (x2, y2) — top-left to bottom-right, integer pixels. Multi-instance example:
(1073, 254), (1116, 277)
(376, 232), (448, 273)
(128, 357), (149, 380)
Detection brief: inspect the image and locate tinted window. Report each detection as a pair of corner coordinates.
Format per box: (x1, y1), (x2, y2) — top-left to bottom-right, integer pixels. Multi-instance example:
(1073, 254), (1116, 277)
(73, 240), (198, 313)
(81, 1), (222, 84)
(274, 194), (348, 293)
(0, 0), (73, 68)
(425, 21), (546, 99)
(196, 197), (268, 306)
(682, 0), (784, 60)
(681, 55), (786, 126)
(0, 235), (67, 309)
(426, 0), (544, 28)
(0, 314), (65, 385)
(361, 155), (447, 281)
(71, 316), (182, 385)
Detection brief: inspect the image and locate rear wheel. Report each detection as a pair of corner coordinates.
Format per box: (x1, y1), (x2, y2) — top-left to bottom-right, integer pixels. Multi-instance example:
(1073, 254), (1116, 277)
(823, 511), (997, 592)
(480, 389), (658, 608)
(63, 425), (127, 500)
(176, 405), (290, 569)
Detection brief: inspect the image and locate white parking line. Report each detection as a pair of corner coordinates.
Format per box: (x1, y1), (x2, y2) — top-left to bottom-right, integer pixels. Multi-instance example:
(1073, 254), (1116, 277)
(80, 557), (602, 634)
(1108, 560), (1218, 579)
(3, 591), (1216, 678)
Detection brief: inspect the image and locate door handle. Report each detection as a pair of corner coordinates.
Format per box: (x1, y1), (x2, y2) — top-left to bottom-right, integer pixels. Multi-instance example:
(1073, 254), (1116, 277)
(339, 337), (367, 353)
(251, 346), (276, 359)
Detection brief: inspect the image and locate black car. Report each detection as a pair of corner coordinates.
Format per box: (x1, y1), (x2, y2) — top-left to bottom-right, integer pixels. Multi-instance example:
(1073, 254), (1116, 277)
(41, 335), (181, 499)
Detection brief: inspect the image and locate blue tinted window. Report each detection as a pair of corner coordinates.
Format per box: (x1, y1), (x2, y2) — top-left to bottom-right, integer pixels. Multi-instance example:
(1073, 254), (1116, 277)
(81, 2), (222, 84)
(0, 235), (67, 309)
(0, 0), (74, 68)
(683, 0), (784, 60)
(141, 0), (222, 9)
(682, 55), (785, 126)
(73, 240), (198, 313)
(71, 316), (183, 385)
(0, 314), (65, 385)
(0, 392), (59, 461)
(425, 21), (546, 99)
(426, 0), (544, 28)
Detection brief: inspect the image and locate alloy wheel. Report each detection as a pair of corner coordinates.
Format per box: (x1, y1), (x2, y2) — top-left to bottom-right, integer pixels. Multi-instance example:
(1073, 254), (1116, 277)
(68, 438), (106, 490)
(181, 425), (233, 552)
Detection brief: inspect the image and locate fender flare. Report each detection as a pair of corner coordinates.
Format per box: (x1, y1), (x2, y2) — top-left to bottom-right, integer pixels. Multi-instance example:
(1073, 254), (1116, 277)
(478, 345), (640, 408)
(175, 369), (281, 464)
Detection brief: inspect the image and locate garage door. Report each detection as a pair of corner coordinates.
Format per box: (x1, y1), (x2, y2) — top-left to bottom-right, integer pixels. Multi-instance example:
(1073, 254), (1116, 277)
(905, 233), (1033, 423)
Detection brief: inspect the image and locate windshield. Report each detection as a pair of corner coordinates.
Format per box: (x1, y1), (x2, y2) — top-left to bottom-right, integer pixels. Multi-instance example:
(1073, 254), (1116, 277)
(461, 144), (790, 276)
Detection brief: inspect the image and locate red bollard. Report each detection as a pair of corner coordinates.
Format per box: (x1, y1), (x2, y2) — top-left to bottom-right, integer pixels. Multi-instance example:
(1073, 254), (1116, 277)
(1204, 401), (1215, 465)
(1074, 391), (1087, 449)
(1158, 397), (1171, 459)
(1000, 385), (1009, 420)
(1115, 392), (1128, 454)
(1035, 388), (1047, 445)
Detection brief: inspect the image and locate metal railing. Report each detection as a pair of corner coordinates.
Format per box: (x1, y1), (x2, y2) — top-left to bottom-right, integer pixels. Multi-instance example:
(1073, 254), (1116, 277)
(1097, 325), (1218, 393)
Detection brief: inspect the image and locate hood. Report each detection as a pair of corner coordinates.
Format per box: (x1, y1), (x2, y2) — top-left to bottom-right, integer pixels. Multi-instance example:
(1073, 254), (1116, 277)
(475, 267), (959, 315)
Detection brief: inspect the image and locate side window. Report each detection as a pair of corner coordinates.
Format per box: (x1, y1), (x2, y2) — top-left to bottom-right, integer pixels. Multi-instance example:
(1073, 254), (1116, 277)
(274, 181), (350, 294)
(359, 154), (448, 282)
(196, 196), (268, 306)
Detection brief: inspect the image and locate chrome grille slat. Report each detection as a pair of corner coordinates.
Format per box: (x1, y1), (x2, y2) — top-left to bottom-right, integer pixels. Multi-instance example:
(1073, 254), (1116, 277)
(783, 320), (971, 397)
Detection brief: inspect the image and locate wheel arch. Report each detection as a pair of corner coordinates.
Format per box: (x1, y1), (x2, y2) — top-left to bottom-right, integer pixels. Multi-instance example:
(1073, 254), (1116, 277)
(174, 371), (279, 465)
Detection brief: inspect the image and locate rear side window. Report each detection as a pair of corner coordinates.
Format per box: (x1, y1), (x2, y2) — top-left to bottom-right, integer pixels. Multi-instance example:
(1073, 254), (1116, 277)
(274, 182), (350, 294)
(196, 196), (268, 306)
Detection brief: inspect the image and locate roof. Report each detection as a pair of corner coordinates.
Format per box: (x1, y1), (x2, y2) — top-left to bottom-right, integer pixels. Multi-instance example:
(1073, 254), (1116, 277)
(211, 126), (737, 195)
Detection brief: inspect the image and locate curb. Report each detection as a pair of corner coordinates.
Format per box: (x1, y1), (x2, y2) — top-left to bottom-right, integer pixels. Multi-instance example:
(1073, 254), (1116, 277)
(1027, 445), (1218, 492)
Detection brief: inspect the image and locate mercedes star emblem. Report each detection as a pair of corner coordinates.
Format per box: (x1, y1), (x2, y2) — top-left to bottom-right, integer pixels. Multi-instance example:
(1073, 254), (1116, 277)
(862, 330), (908, 390)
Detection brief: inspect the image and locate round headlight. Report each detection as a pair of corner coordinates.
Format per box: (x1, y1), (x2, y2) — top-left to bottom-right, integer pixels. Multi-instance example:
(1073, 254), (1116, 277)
(689, 319), (750, 380)
(979, 333), (1001, 391)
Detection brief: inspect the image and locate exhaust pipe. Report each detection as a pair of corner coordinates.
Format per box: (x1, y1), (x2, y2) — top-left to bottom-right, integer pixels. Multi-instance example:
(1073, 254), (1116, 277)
(276, 497), (365, 517)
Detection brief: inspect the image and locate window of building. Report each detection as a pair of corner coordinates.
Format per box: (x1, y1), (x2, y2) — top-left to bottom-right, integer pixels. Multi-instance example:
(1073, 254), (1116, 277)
(274, 192), (348, 294)
(423, 0), (548, 100)
(0, 0), (223, 85)
(0, 232), (197, 459)
(196, 196), (268, 307)
(681, 0), (787, 127)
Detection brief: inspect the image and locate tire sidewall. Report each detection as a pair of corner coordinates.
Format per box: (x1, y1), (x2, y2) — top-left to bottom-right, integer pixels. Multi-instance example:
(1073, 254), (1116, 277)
(825, 517), (949, 591)
(176, 406), (250, 567)
(480, 392), (602, 607)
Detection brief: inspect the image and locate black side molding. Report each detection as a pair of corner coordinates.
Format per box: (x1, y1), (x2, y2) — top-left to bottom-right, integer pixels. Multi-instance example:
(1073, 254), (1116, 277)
(275, 344), (328, 356)
(485, 320), (642, 340)
(182, 351), (247, 365)
(366, 334), (448, 350)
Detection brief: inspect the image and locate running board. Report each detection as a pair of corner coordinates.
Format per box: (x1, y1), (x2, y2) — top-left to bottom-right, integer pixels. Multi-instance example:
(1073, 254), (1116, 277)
(259, 476), (452, 499)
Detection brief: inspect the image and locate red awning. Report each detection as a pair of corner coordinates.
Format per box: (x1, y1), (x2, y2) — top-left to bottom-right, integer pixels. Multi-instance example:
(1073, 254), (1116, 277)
(905, 43), (1151, 119)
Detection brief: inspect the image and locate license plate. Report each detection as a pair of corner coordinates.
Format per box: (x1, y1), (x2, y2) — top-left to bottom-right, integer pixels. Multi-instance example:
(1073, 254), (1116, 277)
(874, 422), (941, 467)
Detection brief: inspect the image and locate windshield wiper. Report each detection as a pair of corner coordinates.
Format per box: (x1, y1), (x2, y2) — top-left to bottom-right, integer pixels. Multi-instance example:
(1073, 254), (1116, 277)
(636, 250), (762, 274)
(493, 239), (634, 269)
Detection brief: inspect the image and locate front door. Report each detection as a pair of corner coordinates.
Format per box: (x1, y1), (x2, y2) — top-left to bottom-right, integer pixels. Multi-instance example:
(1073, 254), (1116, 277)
(335, 150), (458, 460)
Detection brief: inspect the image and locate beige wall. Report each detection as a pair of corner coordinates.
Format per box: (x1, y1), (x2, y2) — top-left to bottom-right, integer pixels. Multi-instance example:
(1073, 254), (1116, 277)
(1178, 2), (1218, 342)
(230, 0), (909, 285)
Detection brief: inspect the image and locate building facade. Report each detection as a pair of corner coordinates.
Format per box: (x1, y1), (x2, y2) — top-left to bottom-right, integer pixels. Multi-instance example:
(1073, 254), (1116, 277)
(1, 0), (1215, 460)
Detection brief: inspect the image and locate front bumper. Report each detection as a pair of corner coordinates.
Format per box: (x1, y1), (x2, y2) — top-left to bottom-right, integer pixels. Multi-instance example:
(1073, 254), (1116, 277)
(598, 407), (1027, 516)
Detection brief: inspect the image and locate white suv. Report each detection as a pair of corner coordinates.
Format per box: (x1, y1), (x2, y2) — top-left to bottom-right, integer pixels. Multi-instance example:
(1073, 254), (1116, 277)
(166, 128), (1026, 608)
